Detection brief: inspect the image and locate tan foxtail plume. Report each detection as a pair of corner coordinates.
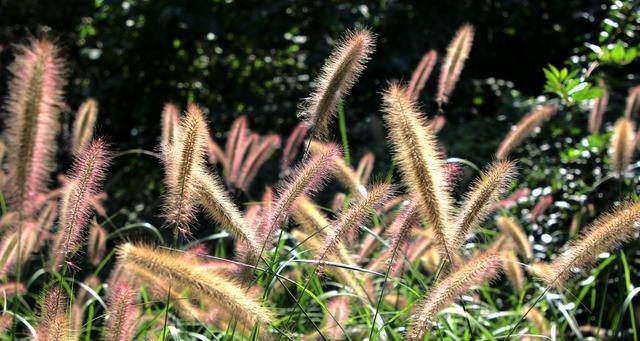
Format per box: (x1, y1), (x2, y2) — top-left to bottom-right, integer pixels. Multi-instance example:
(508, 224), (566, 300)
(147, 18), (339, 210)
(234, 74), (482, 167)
(51, 139), (109, 270)
(161, 104), (208, 236)
(449, 160), (517, 250)
(624, 85), (640, 118)
(531, 201), (640, 287)
(588, 81), (608, 133)
(118, 243), (274, 327)
(4, 38), (66, 217)
(161, 103), (180, 146)
(195, 170), (261, 257)
(104, 279), (140, 341)
(496, 103), (558, 160)
(322, 296), (351, 340)
(36, 287), (71, 341)
(299, 28), (375, 139)
(382, 83), (455, 257)
(436, 24), (474, 106)
(71, 98), (98, 155)
(318, 183), (393, 261)
(407, 50), (438, 100)
(260, 144), (339, 254)
(407, 251), (501, 340)
(608, 117), (635, 176)
(496, 216), (532, 261)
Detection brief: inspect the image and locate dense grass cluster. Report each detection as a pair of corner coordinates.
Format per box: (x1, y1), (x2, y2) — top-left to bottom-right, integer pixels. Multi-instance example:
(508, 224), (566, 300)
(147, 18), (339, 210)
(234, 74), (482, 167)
(0, 24), (639, 341)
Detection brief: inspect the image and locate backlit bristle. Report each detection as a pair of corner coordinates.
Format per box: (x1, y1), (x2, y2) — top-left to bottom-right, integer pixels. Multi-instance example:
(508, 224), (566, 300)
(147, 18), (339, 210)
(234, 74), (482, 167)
(407, 50), (438, 100)
(104, 279), (139, 341)
(36, 287), (70, 341)
(161, 103), (180, 147)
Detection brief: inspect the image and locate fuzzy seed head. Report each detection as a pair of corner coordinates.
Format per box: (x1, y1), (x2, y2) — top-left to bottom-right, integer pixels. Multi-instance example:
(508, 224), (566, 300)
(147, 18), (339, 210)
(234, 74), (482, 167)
(383, 83), (455, 257)
(624, 85), (640, 118)
(407, 251), (501, 340)
(436, 24), (474, 105)
(299, 28), (375, 139)
(162, 104), (209, 236)
(496, 103), (557, 160)
(496, 216), (532, 261)
(608, 117), (635, 176)
(408, 50), (438, 100)
(161, 103), (180, 147)
(588, 83), (608, 133)
(4, 39), (66, 217)
(281, 122), (310, 170)
(71, 98), (98, 155)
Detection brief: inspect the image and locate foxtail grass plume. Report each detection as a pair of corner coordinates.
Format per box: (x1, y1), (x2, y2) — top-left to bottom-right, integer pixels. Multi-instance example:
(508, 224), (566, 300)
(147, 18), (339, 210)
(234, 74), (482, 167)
(51, 139), (109, 270)
(624, 85), (640, 118)
(118, 243), (274, 327)
(608, 117), (635, 176)
(195, 170), (262, 257)
(496, 216), (532, 261)
(407, 251), (501, 340)
(104, 279), (139, 341)
(318, 183), (393, 261)
(161, 103), (180, 147)
(281, 122), (309, 170)
(4, 39), (66, 217)
(356, 152), (375, 184)
(531, 201), (640, 287)
(382, 83), (455, 257)
(449, 160), (517, 250)
(71, 98), (98, 155)
(261, 144), (339, 254)
(407, 50), (438, 100)
(436, 24), (474, 106)
(496, 103), (558, 160)
(36, 287), (70, 341)
(237, 134), (281, 191)
(588, 82), (608, 133)
(299, 28), (374, 139)
(162, 104), (208, 236)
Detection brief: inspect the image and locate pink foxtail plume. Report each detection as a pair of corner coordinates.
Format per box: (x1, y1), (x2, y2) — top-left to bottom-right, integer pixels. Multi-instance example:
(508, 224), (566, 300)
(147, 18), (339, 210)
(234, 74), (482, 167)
(4, 38), (66, 217)
(281, 122), (310, 170)
(237, 134), (281, 191)
(51, 139), (109, 270)
(407, 50), (438, 100)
